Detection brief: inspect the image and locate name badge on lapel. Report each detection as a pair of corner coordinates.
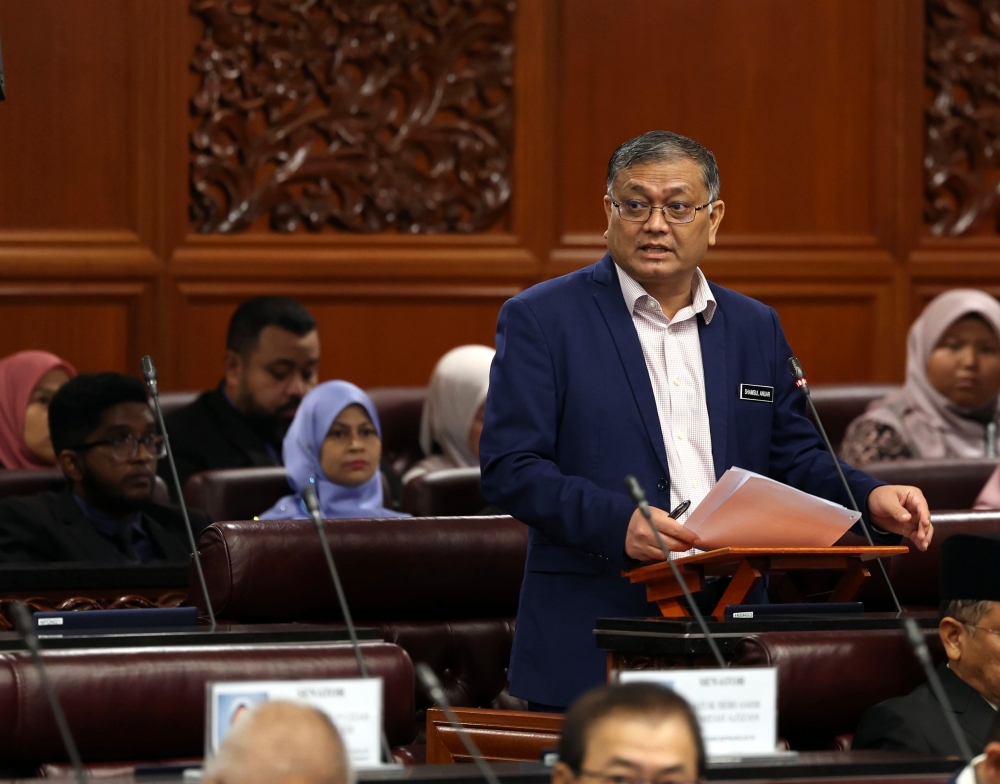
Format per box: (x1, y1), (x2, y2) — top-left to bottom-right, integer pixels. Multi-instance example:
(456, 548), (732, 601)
(740, 383), (774, 403)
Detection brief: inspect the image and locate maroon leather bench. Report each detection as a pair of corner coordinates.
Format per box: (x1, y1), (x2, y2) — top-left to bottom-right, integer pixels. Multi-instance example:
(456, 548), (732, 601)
(0, 641), (416, 774)
(192, 516), (528, 716)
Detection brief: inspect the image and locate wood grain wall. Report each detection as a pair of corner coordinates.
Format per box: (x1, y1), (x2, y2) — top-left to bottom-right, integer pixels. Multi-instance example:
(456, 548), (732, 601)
(0, 0), (992, 390)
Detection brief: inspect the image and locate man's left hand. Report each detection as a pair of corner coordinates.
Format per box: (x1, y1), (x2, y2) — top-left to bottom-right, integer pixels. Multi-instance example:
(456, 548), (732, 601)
(866, 485), (933, 551)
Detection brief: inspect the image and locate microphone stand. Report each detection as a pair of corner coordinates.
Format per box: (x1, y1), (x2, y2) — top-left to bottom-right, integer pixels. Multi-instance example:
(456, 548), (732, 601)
(787, 358), (903, 614)
(624, 476), (726, 668)
(141, 356), (216, 629)
(416, 663), (503, 784)
(301, 483), (394, 765)
(10, 603), (85, 784)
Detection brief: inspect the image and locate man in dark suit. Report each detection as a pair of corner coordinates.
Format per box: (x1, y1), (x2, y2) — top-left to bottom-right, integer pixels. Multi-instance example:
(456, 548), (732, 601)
(946, 712), (1000, 784)
(0, 373), (210, 563)
(479, 130), (933, 709)
(854, 534), (1000, 756)
(161, 296), (321, 494)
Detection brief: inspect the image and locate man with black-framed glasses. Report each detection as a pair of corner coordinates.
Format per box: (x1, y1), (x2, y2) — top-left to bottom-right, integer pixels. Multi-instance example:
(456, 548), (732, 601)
(0, 372), (210, 563)
(553, 682), (704, 784)
(854, 533), (1000, 755)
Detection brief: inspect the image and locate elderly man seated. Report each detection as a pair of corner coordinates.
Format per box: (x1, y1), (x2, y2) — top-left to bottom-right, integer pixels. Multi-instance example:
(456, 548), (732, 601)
(203, 701), (351, 784)
(854, 534), (1000, 755)
(552, 681), (705, 784)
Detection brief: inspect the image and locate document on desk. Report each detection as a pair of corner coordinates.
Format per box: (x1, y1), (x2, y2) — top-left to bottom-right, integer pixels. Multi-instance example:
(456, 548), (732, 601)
(682, 467), (862, 549)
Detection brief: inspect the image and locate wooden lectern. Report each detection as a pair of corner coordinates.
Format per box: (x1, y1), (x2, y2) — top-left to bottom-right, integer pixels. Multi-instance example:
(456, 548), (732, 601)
(625, 546), (908, 619)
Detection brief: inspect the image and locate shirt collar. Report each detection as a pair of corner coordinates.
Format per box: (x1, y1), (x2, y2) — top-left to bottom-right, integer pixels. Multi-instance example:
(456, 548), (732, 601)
(72, 493), (144, 540)
(614, 263), (717, 324)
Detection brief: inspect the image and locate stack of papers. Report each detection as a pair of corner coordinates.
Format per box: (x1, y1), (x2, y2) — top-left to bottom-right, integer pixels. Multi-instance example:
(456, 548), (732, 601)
(682, 468), (862, 550)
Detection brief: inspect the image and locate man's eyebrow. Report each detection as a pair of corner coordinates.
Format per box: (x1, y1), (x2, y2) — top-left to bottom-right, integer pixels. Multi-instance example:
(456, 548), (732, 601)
(605, 759), (685, 775)
(619, 182), (693, 198)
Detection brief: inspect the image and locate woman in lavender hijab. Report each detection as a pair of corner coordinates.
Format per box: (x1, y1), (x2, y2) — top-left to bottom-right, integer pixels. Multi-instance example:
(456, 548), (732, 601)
(259, 381), (409, 520)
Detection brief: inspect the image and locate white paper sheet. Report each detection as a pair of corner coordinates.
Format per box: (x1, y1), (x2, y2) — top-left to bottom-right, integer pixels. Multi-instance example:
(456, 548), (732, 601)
(682, 468), (861, 549)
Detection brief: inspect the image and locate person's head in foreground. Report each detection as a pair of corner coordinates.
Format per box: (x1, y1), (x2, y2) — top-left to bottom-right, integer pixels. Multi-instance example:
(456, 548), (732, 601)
(49, 373), (162, 520)
(603, 130), (724, 298)
(259, 381), (408, 520)
(973, 712), (1000, 784)
(407, 344), (495, 482)
(0, 351), (76, 469)
(224, 296), (320, 433)
(203, 701), (352, 784)
(552, 682), (705, 784)
(939, 533), (1000, 708)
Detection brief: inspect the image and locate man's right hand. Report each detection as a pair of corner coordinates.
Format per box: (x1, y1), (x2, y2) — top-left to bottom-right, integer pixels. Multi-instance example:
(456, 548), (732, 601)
(624, 506), (701, 561)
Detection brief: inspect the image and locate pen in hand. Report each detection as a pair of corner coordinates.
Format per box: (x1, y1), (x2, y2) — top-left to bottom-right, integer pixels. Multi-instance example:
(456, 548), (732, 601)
(668, 500), (691, 520)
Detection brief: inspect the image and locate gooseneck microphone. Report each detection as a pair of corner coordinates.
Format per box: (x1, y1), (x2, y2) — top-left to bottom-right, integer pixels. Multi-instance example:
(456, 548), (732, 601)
(787, 357), (903, 614)
(415, 663), (502, 784)
(11, 603), (85, 784)
(624, 476), (726, 668)
(140, 356), (216, 629)
(301, 482), (394, 765)
(903, 618), (972, 762)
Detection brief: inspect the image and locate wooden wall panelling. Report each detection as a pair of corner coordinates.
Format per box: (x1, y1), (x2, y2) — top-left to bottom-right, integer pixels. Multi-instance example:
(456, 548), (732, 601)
(425, 707), (561, 765)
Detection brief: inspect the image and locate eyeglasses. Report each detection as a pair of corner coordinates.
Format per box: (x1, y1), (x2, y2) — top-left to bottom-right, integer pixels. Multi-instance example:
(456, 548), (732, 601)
(69, 433), (166, 461)
(611, 199), (713, 225)
(965, 624), (1000, 638)
(579, 770), (699, 784)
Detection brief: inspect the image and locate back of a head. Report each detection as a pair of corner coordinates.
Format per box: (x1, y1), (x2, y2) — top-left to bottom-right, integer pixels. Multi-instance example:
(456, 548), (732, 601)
(203, 701), (351, 784)
(48, 372), (148, 455)
(227, 297), (317, 356)
(559, 682), (705, 778)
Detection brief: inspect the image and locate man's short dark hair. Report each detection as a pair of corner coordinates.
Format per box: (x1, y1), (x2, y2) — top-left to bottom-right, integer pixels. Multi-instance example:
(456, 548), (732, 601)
(607, 131), (720, 203)
(558, 682), (705, 777)
(226, 297), (317, 356)
(49, 373), (150, 455)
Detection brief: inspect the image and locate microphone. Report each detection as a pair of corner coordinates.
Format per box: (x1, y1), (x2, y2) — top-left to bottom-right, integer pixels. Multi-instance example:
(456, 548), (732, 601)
(10, 603), (85, 784)
(624, 476), (726, 668)
(415, 663), (502, 784)
(140, 355), (216, 629)
(301, 482), (394, 765)
(903, 618), (973, 762)
(787, 357), (903, 614)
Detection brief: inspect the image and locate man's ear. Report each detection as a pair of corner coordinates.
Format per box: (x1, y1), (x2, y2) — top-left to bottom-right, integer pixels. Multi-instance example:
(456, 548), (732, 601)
(980, 741), (1000, 784)
(57, 450), (84, 483)
(707, 200), (725, 246)
(550, 762), (577, 784)
(223, 349), (244, 388)
(939, 617), (966, 663)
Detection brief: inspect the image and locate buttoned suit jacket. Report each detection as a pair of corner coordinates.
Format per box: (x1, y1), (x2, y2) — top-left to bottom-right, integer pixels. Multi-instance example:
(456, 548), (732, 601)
(853, 663), (997, 757)
(479, 253), (894, 707)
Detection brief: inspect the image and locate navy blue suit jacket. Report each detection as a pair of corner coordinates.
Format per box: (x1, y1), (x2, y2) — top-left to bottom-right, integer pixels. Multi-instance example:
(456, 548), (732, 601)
(480, 254), (897, 707)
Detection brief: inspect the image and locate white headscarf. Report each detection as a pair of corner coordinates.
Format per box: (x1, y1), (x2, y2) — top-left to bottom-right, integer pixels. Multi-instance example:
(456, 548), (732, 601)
(864, 289), (1000, 458)
(418, 345), (495, 469)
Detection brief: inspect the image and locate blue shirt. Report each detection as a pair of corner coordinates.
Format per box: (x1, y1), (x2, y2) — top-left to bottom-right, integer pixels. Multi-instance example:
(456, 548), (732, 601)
(72, 495), (155, 563)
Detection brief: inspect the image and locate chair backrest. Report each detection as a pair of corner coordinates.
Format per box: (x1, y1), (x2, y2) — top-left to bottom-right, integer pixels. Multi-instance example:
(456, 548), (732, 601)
(730, 628), (945, 749)
(0, 469), (170, 505)
(157, 391), (200, 417)
(807, 384), (899, 452)
(367, 386), (426, 477)
(0, 642), (415, 763)
(402, 467), (486, 517)
(194, 516), (528, 622)
(183, 467), (291, 521)
(861, 458), (998, 511)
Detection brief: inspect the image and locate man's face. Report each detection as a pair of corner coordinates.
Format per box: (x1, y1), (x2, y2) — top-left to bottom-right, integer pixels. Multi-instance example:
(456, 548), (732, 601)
(58, 401), (159, 514)
(225, 326), (321, 422)
(553, 712), (699, 784)
(603, 158), (724, 291)
(941, 602), (1000, 706)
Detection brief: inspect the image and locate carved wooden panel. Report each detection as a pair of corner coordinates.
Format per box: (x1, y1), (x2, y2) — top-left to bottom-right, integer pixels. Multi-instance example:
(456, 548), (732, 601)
(925, 0), (1000, 236)
(189, 0), (515, 234)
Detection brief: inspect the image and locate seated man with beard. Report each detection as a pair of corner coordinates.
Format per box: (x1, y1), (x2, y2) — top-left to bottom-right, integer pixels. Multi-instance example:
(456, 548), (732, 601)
(0, 373), (210, 563)
(161, 296), (321, 495)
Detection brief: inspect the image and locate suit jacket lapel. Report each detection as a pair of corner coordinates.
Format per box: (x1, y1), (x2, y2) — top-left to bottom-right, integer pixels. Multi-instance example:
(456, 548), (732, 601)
(940, 664), (996, 749)
(203, 389), (277, 467)
(592, 256), (670, 478)
(50, 492), (130, 562)
(699, 284), (728, 479)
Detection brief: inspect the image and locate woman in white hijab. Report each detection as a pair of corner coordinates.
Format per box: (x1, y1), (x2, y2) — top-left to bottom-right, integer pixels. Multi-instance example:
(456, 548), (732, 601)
(402, 345), (495, 484)
(840, 289), (1000, 465)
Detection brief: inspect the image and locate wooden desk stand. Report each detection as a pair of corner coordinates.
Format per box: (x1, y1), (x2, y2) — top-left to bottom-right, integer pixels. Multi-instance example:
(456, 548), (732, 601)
(624, 546), (908, 619)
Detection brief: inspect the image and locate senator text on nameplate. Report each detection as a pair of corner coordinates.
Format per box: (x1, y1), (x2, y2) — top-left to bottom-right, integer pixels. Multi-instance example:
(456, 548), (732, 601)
(618, 668), (778, 757)
(205, 678), (384, 768)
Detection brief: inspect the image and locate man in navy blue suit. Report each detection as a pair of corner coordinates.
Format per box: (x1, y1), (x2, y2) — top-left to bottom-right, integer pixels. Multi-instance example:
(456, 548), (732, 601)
(479, 130), (933, 711)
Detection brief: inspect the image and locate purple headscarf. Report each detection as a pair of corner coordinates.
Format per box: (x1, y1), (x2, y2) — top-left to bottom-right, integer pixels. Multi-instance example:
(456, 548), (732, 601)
(258, 380), (408, 520)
